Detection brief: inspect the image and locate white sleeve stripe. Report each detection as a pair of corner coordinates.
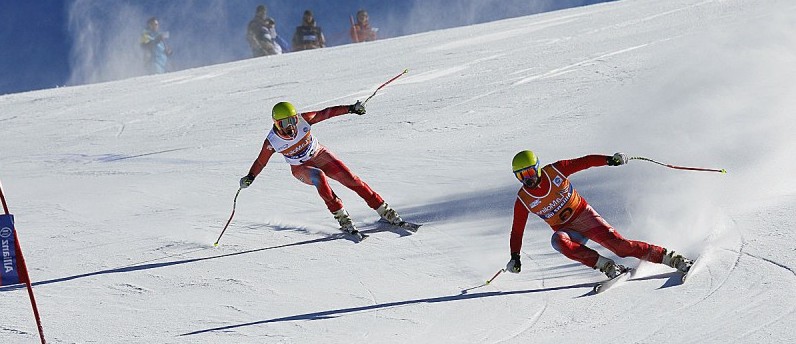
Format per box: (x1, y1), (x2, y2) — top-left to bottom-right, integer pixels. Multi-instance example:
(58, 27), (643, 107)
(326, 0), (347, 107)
(517, 195), (531, 212)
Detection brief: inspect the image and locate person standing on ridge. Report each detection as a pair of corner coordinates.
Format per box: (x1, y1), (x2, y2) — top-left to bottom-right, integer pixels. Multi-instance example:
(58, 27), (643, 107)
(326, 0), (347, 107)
(140, 17), (172, 74)
(239, 101), (405, 238)
(292, 10), (325, 51)
(350, 9), (377, 43)
(246, 5), (282, 57)
(505, 150), (694, 278)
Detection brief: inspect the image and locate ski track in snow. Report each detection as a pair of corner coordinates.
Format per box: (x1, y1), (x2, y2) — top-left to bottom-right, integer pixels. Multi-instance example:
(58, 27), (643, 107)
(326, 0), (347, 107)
(495, 304), (548, 344)
(743, 251), (796, 277)
(512, 43), (651, 86)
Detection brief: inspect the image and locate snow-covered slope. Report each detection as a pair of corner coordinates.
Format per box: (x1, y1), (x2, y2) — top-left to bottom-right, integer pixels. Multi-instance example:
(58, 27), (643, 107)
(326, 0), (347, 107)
(2, 0), (795, 342)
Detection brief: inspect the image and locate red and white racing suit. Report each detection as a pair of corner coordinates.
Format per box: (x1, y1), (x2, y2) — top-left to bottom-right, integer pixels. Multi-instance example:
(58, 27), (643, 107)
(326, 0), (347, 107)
(247, 105), (384, 213)
(510, 155), (666, 268)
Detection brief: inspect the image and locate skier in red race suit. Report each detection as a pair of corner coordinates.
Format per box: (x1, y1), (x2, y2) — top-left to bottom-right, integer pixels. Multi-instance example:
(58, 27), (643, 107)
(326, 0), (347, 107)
(505, 150), (694, 278)
(239, 101), (404, 235)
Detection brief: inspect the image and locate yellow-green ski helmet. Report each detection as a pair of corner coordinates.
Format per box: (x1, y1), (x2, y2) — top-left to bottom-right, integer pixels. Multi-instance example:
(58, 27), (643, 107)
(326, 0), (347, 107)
(272, 101), (297, 121)
(512, 150), (541, 187)
(272, 101), (298, 133)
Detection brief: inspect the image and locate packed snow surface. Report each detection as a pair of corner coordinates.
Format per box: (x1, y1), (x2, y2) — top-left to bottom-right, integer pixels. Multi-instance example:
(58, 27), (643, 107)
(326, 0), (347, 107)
(1, 0), (795, 342)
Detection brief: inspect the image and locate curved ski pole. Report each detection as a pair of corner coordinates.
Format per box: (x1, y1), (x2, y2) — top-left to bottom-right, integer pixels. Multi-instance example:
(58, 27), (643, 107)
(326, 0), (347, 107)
(362, 69), (408, 105)
(486, 268), (506, 285)
(460, 268), (507, 294)
(214, 188), (242, 247)
(629, 156), (727, 174)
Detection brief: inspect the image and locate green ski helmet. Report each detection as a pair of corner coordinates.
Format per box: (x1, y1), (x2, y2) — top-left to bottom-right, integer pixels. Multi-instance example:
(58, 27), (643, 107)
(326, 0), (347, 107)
(512, 150), (541, 187)
(272, 101), (297, 121)
(272, 101), (298, 132)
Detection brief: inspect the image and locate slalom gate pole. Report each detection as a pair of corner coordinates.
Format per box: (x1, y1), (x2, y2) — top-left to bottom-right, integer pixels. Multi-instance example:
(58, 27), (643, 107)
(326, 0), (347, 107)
(0, 180), (46, 344)
(0, 185), (7, 215)
(362, 69), (408, 105)
(629, 156), (727, 174)
(485, 269), (505, 285)
(214, 188), (241, 247)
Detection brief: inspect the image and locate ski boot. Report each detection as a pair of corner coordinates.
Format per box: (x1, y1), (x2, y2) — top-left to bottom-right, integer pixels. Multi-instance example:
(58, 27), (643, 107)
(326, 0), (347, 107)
(333, 208), (367, 241)
(376, 202), (403, 225)
(596, 256), (627, 279)
(662, 250), (693, 274)
(333, 208), (358, 234)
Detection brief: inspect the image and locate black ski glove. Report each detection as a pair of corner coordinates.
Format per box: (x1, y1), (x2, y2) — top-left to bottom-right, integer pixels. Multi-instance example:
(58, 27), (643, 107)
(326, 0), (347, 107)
(348, 100), (366, 115)
(607, 152), (628, 166)
(239, 174), (255, 189)
(506, 252), (522, 273)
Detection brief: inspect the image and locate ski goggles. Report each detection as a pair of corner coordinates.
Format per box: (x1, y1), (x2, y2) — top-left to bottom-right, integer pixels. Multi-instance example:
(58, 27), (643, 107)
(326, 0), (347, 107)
(514, 161), (541, 187)
(275, 116), (298, 132)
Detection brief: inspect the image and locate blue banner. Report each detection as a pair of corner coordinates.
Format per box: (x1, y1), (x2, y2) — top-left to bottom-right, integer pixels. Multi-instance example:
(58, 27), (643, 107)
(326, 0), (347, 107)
(0, 214), (22, 286)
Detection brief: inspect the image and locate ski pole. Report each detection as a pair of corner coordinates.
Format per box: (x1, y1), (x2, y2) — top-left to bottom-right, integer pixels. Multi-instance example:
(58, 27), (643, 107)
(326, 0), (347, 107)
(460, 268), (507, 294)
(214, 188), (241, 247)
(349, 15), (359, 43)
(485, 268), (505, 285)
(629, 156), (727, 174)
(362, 69), (408, 105)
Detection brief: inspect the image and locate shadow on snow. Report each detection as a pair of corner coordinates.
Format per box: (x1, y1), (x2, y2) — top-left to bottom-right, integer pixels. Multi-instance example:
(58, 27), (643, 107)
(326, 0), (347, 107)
(180, 282), (598, 336)
(0, 223), (410, 292)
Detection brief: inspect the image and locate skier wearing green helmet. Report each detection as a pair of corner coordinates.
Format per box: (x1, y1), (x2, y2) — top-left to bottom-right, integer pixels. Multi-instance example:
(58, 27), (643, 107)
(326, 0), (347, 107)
(239, 100), (405, 239)
(505, 150), (694, 279)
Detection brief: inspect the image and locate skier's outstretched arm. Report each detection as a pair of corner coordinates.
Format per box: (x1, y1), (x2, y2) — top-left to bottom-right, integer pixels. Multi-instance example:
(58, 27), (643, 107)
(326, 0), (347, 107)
(303, 102), (366, 124)
(554, 153), (626, 176)
(240, 139), (276, 188)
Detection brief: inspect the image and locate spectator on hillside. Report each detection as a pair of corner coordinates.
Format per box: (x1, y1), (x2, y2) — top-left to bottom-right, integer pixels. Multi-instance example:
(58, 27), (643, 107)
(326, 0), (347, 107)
(350, 9), (377, 43)
(247, 5), (282, 57)
(292, 10), (325, 52)
(140, 17), (172, 74)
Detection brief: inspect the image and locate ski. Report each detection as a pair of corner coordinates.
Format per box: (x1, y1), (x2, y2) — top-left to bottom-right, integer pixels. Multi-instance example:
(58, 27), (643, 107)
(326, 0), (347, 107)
(340, 228), (368, 242)
(593, 267), (634, 294)
(352, 231), (368, 242)
(395, 221), (421, 232)
(350, 230), (368, 242)
(340, 220), (420, 241)
(679, 255), (699, 283)
(379, 219), (422, 232)
(679, 271), (689, 283)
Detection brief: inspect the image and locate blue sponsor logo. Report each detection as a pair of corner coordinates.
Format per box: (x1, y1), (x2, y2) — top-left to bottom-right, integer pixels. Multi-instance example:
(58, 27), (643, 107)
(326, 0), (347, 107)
(0, 215), (21, 286)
